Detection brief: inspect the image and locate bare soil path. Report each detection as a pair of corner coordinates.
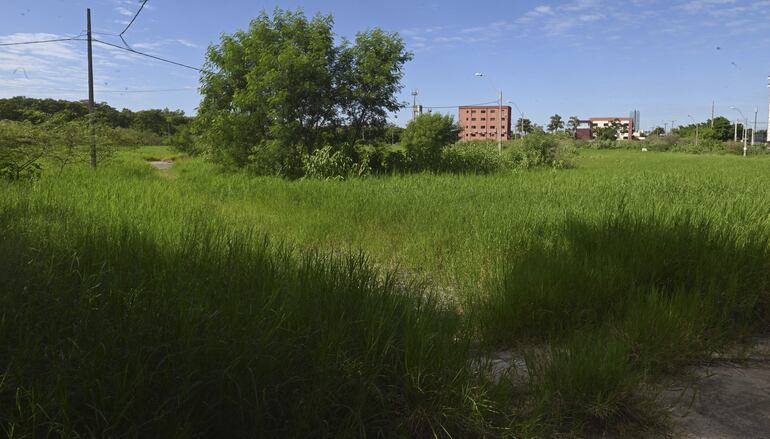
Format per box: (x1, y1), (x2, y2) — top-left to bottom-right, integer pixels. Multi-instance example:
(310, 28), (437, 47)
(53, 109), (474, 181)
(663, 337), (770, 439)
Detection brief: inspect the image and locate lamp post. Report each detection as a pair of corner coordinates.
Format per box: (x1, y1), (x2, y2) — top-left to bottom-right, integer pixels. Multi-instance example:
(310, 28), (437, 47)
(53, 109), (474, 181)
(687, 115), (699, 148)
(730, 106), (748, 156)
(475, 72), (503, 153)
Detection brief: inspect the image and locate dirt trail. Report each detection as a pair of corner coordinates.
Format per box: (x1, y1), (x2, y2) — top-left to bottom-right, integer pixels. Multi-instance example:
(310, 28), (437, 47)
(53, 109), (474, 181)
(149, 161), (173, 170)
(663, 337), (770, 439)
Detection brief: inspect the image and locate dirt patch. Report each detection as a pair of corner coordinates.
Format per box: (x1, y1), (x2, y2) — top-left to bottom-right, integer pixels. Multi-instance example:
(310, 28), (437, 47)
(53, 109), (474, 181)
(149, 161), (174, 170)
(662, 338), (770, 439)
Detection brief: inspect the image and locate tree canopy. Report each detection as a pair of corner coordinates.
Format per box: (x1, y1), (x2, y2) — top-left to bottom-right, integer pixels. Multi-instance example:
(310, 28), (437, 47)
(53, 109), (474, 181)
(197, 9), (412, 174)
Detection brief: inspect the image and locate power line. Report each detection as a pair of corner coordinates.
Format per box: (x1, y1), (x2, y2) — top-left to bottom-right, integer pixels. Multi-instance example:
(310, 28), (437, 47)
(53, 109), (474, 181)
(93, 38), (207, 73)
(0, 84), (198, 94)
(0, 36), (84, 47)
(424, 100), (498, 109)
(120, 0), (149, 36)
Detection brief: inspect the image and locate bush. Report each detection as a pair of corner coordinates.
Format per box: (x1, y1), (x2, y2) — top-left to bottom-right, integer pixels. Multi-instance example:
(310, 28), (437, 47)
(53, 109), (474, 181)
(508, 133), (576, 169)
(302, 145), (369, 180)
(402, 114), (458, 171)
(383, 149), (409, 173)
(441, 141), (510, 174)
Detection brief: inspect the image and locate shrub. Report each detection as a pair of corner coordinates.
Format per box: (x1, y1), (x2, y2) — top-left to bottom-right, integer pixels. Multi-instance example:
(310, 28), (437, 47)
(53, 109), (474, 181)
(402, 114), (458, 171)
(441, 141), (510, 174)
(508, 133), (576, 169)
(383, 149), (409, 173)
(303, 145), (369, 180)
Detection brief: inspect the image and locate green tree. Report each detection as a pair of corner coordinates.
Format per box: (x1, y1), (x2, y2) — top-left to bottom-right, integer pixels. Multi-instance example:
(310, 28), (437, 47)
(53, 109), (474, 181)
(567, 116), (581, 135)
(337, 29), (412, 153)
(708, 116), (735, 141)
(650, 127), (665, 136)
(516, 117), (533, 134)
(198, 8), (411, 174)
(593, 119), (622, 141)
(401, 113), (457, 170)
(547, 114), (564, 133)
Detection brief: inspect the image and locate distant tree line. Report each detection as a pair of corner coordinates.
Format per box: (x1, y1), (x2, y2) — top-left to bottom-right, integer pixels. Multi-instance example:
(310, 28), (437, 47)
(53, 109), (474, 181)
(0, 96), (193, 137)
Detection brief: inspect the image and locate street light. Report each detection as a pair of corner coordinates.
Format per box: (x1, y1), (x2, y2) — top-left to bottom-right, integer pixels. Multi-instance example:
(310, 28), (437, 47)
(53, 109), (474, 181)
(475, 72), (503, 153)
(687, 115), (699, 148)
(729, 106), (748, 156)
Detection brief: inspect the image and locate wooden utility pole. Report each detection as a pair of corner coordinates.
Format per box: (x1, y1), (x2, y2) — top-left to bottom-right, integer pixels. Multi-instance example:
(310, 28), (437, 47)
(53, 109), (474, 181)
(87, 8), (96, 168)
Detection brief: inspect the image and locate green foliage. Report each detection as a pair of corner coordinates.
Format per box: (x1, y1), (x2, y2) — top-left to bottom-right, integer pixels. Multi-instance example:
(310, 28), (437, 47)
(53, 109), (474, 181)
(594, 121), (621, 141)
(515, 117), (533, 134)
(547, 114), (564, 132)
(0, 96), (192, 136)
(5, 147), (770, 436)
(0, 166), (494, 436)
(567, 116), (581, 134)
(302, 145), (369, 180)
(441, 141), (509, 174)
(401, 113), (458, 171)
(508, 132), (576, 169)
(482, 213), (770, 434)
(382, 149), (409, 173)
(198, 9), (411, 172)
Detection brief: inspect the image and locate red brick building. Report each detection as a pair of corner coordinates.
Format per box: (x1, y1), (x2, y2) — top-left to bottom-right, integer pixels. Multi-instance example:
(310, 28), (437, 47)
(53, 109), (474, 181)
(458, 105), (512, 141)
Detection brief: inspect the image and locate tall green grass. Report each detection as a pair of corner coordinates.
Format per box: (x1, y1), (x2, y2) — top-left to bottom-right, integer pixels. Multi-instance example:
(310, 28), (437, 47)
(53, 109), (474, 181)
(2, 147), (770, 436)
(0, 160), (497, 437)
(478, 213), (770, 434)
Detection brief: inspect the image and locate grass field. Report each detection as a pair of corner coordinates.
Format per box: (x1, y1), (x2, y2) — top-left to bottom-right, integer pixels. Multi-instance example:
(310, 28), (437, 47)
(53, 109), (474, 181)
(2, 146), (770, 437)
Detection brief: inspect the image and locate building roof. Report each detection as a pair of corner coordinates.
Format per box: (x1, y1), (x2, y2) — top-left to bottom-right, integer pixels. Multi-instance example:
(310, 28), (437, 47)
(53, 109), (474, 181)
(459, 105), (512, 109)
(589, 117), (633, 122)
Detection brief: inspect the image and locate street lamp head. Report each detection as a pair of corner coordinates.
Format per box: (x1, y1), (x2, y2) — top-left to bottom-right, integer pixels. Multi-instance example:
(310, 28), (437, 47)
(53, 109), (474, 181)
(474, 72), (484, 77)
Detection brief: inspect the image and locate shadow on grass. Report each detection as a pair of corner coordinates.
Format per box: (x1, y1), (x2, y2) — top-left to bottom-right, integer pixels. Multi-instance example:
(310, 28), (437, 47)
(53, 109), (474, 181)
(478, 213), (770, 435)
(0, 207), (497, 438)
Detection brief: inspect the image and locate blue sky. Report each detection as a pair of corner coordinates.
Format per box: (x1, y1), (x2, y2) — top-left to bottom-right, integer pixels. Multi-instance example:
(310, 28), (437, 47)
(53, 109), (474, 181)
(1, 0), (769, 130)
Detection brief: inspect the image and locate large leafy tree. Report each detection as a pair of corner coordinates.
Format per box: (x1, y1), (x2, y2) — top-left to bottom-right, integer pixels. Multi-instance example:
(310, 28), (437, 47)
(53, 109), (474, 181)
(337, 29), (412, 154)
(198, 9), (411, 173)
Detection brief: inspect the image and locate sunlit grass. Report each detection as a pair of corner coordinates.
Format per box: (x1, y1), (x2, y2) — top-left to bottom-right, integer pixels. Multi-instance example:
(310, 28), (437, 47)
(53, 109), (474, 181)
(2, 146), (770, 436)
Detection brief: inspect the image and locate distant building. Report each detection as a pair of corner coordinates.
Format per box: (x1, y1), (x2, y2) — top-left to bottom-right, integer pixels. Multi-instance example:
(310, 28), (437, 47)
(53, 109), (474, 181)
(629, 110), (641, 132)
(589, 117), (636, 140)
(575, 120), (593, 140)
(458, 105), (512, 142)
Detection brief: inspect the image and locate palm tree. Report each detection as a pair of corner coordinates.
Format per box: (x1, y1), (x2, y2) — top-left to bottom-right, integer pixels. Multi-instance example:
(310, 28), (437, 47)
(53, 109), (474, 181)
(567, 116), (581, 135)
(547, 114), (564, 133)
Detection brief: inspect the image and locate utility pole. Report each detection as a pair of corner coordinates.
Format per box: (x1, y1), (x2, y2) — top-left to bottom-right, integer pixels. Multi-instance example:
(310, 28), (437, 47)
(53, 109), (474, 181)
(767, 75), (770, 145)
(87, 8), (96, 169)
(734, 120), (738, 142)
(752, 107), (758, 146)
(711, 101), (715, 127)
(411, 89), (418, 121)
(497, 90), (502, 153)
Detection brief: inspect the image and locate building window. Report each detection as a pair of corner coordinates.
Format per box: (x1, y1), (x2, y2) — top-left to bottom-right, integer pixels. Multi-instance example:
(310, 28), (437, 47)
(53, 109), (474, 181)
(471, 118), (476, 121)
(471, 110), (476, 114)
(490, 109), (496, 113)
(481, 117), (486, 121)
(480, 110), (486, 113)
